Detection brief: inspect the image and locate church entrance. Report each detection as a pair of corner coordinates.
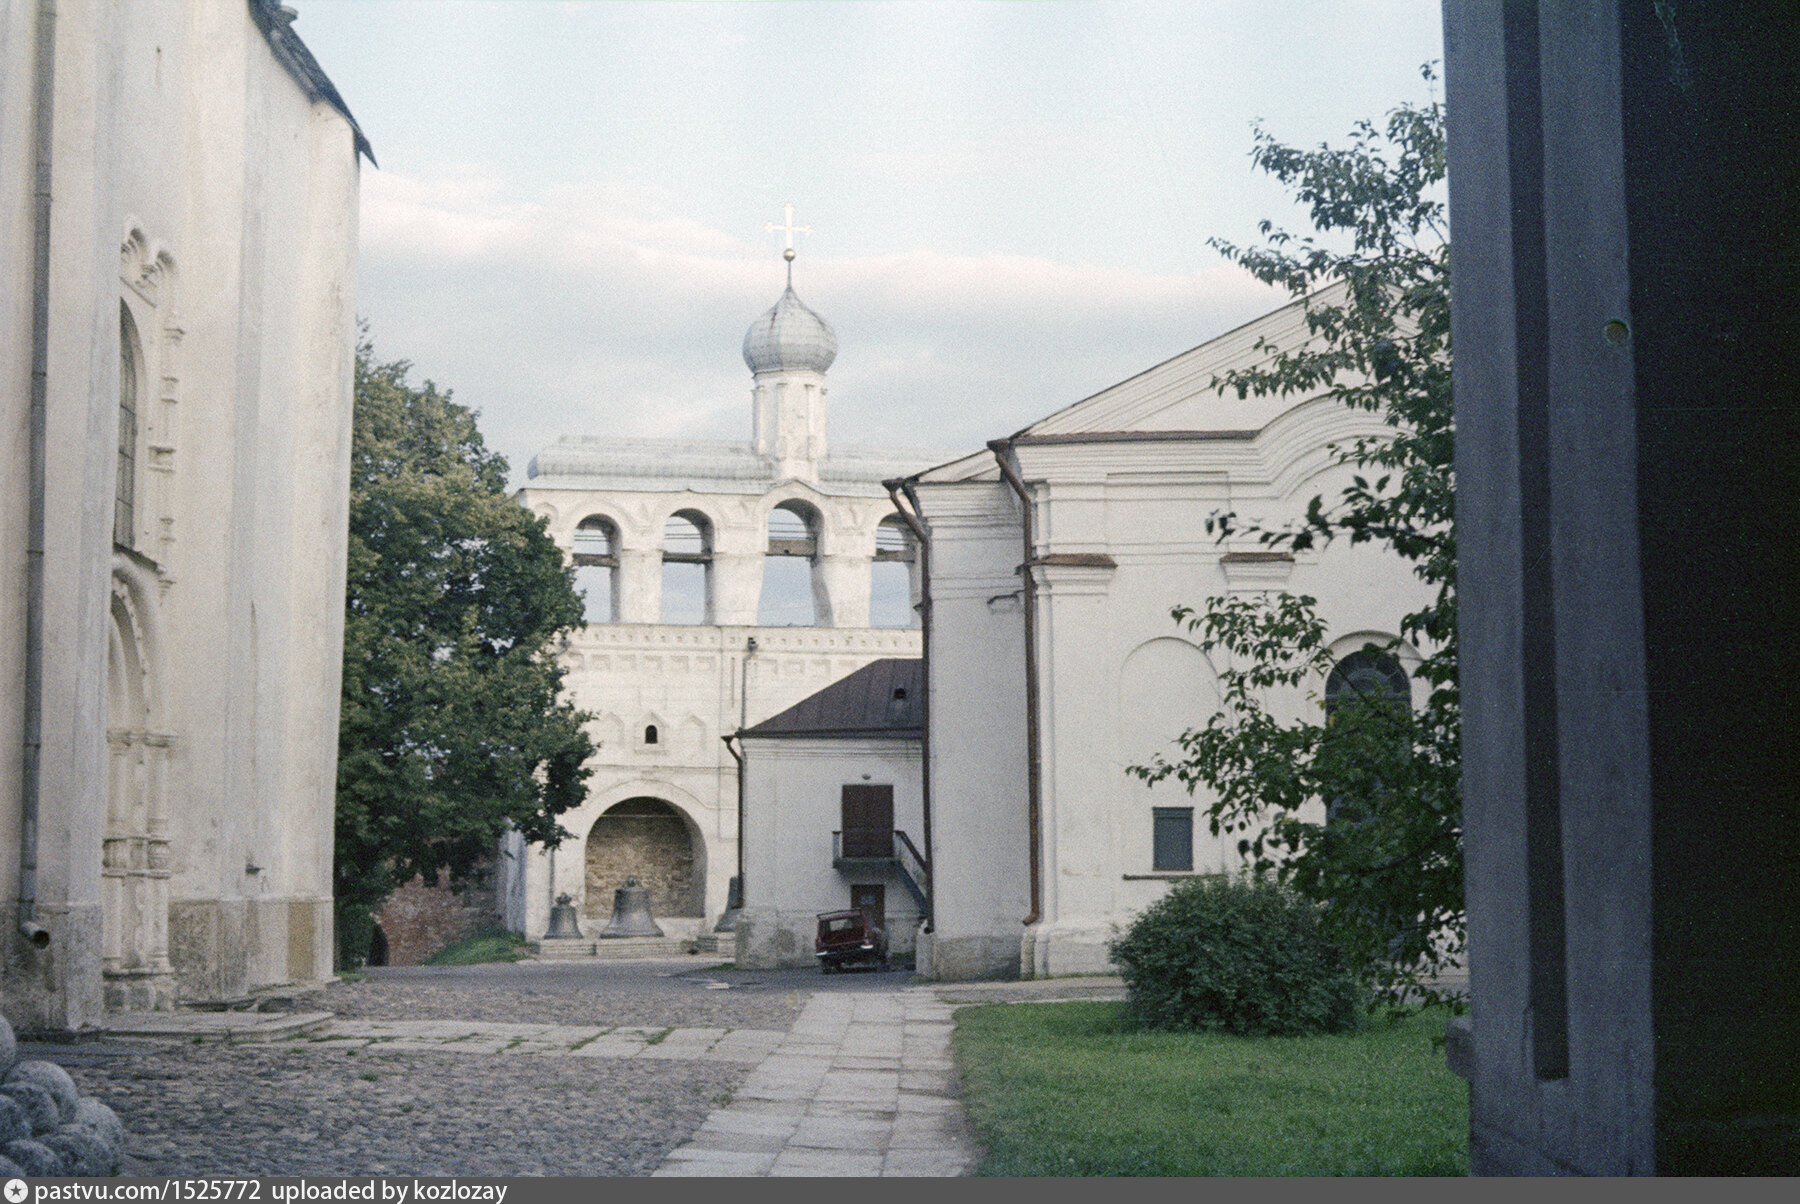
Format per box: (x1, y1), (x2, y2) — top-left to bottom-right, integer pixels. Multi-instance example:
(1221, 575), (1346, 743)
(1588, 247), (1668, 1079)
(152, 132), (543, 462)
(103, 570), (175, 1010)
(584, 799), (703, 925)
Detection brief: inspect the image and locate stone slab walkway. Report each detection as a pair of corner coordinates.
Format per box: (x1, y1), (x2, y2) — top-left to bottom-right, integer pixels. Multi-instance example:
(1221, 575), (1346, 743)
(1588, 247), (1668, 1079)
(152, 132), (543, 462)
(302, 1019), (786, 1064)
(653, 985), (980, 1177)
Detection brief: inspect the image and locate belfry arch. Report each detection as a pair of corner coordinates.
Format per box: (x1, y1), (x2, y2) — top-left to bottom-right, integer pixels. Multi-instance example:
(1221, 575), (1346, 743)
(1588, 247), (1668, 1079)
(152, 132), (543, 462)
(583, 798), (705, 924)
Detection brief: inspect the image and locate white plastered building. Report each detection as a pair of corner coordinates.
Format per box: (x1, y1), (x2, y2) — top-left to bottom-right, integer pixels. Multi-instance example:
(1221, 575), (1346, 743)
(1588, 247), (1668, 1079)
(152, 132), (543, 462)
(733, 658), (927, 969)
(1, 1), (365, 1028)
(501, 255), (947, 942)
(902, 291), (1434, 980)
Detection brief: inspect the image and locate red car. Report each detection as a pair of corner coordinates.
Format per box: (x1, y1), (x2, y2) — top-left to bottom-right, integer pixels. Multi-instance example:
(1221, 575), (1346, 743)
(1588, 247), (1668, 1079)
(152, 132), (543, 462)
(814, 909), (889, 973)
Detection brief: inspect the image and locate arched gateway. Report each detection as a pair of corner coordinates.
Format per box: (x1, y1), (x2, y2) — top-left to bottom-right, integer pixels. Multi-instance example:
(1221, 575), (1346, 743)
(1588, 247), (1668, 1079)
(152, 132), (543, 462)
(583, 799), (704, 925)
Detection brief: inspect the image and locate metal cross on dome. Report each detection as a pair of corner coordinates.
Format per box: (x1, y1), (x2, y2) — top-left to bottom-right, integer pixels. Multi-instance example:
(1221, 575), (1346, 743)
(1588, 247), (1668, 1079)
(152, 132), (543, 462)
(766, 203), (812, 262)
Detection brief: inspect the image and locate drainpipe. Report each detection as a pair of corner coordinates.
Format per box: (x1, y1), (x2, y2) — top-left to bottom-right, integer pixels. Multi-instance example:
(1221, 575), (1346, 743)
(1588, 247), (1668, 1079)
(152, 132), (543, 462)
(721, 733), (744, 908)
(987, 440), (1042, 932)
(884, 478), (932, 924)
(17, 0), (57, 951)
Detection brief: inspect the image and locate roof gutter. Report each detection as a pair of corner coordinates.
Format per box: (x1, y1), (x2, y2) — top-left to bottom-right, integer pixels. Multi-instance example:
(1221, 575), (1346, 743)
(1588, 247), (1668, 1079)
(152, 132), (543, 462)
(883, 478), (933, 925)
(17, 0), (56, 952)
(986, 440), (1043, 931)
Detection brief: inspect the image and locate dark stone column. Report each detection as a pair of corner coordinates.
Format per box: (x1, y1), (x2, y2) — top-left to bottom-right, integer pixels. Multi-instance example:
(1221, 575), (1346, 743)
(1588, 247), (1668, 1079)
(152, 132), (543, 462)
(1444, 0), (1800, 1175)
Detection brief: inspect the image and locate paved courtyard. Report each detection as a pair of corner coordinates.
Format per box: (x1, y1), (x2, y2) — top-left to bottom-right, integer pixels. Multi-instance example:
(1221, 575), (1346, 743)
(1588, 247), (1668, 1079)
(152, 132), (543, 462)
(23, 959), (1092, 1178)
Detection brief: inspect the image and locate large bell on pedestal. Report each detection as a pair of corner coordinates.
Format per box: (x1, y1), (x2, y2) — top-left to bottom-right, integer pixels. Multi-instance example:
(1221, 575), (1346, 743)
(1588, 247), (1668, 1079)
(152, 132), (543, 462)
(600, 876), (665, 939)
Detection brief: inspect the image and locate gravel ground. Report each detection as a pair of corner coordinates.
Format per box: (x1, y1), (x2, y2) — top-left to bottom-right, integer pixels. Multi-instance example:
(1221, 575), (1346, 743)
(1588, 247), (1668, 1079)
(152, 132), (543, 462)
(43, 961), (829, 1178)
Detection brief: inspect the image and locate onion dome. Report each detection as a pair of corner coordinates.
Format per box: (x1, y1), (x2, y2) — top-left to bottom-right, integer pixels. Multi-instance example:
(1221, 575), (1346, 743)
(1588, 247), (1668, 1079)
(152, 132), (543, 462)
(742, 272), (837, 374)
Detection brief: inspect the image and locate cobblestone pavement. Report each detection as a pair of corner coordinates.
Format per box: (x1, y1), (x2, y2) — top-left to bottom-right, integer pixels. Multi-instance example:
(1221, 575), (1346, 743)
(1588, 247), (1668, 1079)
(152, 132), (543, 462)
(67, 1042), (744, 1177)
(33, 961), (977, 1178)
(322, 960), (813, 1030)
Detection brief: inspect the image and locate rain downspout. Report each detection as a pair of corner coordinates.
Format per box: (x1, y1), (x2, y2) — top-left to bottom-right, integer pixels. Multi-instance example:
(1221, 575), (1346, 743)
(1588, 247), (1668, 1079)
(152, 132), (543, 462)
(884, 478), (932, 924)
(987, 440), (1042, 931)
(718, 635), (756, 924)
(18, 0), (56, 950)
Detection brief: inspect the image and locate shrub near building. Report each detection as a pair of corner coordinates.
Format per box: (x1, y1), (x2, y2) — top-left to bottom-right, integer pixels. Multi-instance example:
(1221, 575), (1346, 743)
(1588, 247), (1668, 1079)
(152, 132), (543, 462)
(1109, 876), (1360, 1036)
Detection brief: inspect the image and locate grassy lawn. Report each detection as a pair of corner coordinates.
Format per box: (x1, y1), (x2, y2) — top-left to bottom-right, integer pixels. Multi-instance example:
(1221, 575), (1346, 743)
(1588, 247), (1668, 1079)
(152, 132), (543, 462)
(952, 1001), (1467, 1176)
(421, 928), (531, 965)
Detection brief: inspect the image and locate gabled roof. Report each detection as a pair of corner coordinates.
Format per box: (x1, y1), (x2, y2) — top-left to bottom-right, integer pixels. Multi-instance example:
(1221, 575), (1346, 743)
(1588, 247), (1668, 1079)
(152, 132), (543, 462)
(250, 1), (375, 164)
(740, 659), (923, 739)
(906, 283), (1353, 485)
(1016, 283), (1347, 439)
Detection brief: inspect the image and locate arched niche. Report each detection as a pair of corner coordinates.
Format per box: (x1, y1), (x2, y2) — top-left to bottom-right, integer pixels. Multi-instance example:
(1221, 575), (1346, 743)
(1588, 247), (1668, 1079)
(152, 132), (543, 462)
(583, 798), (705, 921)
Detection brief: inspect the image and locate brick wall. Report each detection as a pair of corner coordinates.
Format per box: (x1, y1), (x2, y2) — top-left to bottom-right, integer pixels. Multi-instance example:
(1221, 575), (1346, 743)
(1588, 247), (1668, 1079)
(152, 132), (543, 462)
(374, 864), (501, 966)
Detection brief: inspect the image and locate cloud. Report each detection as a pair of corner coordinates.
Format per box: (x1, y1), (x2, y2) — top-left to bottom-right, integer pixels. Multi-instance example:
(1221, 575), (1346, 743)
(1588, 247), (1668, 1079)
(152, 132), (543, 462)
(354, 170), (1286, 484)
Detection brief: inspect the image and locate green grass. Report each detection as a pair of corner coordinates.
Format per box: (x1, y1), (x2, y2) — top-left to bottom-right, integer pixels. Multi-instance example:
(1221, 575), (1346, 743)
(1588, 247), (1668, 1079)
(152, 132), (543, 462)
(952, 1001), (1468, 1177)
(421, 927), (531, 966)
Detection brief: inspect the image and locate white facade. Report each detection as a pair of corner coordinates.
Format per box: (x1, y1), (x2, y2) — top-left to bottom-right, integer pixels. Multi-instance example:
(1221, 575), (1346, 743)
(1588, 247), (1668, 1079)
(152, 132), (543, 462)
(735, 729), (925, 970)
(1, 1), (363, 1028)
(910, 292), (1433, 980)
(502, 264), (945, 941)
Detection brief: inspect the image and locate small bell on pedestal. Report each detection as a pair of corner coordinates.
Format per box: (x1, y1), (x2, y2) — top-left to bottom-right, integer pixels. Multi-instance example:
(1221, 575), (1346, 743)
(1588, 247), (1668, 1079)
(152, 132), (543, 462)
(545, 892), (584, 939)
(600, 876), (665, 938)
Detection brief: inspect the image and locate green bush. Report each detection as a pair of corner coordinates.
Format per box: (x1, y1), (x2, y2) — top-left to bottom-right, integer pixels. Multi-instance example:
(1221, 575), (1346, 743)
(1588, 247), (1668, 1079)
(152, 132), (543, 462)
(1109, 875), (1361, 1036)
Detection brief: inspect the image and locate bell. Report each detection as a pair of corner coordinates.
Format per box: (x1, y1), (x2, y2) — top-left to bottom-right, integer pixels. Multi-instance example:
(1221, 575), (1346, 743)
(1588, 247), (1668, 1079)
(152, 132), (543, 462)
(600, 876), (665, 939)
(545, 892), (584, 939)
(713, 874), (743, 933)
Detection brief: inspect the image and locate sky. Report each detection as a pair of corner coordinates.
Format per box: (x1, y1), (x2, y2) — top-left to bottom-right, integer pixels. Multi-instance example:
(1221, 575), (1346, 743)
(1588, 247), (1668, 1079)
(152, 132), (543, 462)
(294, 0), (1445, 486)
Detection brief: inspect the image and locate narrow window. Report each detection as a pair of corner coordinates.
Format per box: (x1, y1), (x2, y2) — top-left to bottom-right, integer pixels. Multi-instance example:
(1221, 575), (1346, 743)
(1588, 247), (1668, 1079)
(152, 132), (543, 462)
(1152, 808), (1193, 872)
(661, 511), (712, 624)
(870, 515), (918, 629)
(758, 501), (821, 626)
(116, 304), (140, 549)
(572, 515), (619, 624)
(644, 724), (658, 746)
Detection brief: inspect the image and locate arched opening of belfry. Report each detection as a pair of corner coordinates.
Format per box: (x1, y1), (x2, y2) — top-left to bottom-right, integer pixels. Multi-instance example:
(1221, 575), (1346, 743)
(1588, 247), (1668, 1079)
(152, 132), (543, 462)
(584, 799), (704, 924)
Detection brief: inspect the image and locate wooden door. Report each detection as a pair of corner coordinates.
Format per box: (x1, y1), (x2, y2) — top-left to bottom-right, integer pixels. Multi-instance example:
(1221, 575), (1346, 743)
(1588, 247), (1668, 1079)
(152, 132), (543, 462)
(851, 884), (886, 932)
(841, 784), (894, 857)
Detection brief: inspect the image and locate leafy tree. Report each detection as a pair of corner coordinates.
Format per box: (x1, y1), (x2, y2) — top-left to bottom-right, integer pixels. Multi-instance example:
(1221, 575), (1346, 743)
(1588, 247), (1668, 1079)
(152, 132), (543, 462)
(1131, 72), (1460, 1009)
(335, 337), (594, 967)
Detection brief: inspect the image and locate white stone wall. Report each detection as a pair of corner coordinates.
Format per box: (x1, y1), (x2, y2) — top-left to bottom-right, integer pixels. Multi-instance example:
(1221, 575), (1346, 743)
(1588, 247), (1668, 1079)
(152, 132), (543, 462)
(735, 736), (924, 969)
(1, 0), (358, 1027)
(919, 396), (1433, 981)
(503, 466), (929, 942)
(906, 480), (1034, 981)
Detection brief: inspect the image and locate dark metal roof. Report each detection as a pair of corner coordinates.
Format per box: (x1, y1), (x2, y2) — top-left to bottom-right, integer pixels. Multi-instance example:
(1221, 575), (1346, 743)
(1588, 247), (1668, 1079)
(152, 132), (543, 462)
(249, 2), (375, 165)
(741, 658), (923, 739)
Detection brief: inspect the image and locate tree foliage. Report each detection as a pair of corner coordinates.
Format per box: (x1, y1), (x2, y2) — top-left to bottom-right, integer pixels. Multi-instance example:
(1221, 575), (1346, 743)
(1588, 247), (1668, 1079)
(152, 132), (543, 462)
(1131, 72), (1460, 1009)
(336, 337), (593, 965)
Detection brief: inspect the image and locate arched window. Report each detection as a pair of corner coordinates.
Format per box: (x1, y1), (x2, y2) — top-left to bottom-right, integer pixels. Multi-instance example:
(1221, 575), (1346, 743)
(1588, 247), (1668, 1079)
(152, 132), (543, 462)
(758, 501), (821, 626)
(644, 724), (658, 746)
(1322, 647), (1411, 828)
(116, 304), (140, 549)
(1324, 648), (1411, 720)
(661, 511), (712, 624)
(571, 515), (619, 624)
(870, 515), (918, 629)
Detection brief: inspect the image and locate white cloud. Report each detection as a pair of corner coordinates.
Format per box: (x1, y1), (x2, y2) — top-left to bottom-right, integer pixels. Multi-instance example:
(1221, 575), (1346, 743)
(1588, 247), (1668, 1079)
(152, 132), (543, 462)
(354, 170), (1287, 483)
